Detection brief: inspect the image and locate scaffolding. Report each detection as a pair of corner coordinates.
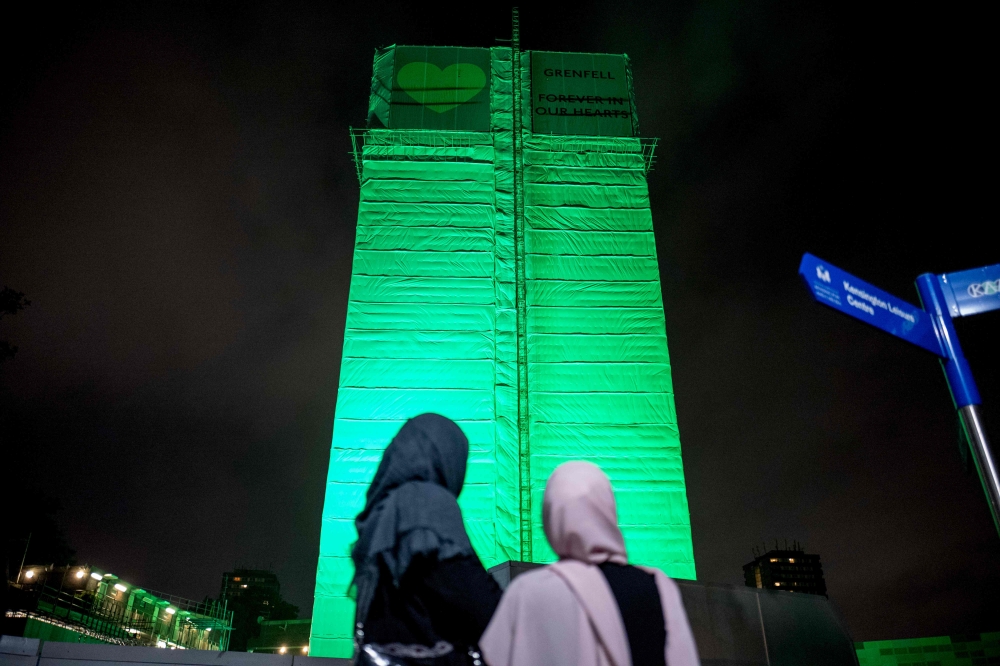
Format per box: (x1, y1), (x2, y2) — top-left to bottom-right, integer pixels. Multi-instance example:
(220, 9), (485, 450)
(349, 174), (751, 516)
(6, 570), (232, 651)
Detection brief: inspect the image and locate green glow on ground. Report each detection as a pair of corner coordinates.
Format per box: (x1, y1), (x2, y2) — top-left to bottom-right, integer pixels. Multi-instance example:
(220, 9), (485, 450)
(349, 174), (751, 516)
(855, 632), (1000, 665)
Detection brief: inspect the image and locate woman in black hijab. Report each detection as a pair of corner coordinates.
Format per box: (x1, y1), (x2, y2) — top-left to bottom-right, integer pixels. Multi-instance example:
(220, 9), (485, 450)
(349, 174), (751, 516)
(352, 413), (502, 664)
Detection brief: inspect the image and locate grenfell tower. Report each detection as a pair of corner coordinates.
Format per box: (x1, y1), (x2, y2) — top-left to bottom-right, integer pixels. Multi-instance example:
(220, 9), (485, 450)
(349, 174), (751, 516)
(310, 42), (695, 657)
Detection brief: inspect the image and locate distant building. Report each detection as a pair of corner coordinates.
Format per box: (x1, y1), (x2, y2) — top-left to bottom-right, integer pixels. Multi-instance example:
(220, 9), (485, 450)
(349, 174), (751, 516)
(6, 563), (232, 650)
(220, 570), (281, 614)
(856, 631), (1000, 665)
(220, 569), (297, 652)
(743, 543), (827, 596)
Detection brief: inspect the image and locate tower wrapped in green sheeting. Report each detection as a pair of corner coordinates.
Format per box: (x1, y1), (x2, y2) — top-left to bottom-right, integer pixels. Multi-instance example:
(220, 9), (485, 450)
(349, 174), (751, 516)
(310, 44), (695, 658)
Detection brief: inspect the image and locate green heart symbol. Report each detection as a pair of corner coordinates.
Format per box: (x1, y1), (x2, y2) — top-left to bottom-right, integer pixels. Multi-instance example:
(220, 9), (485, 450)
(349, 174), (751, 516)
(397, 62), (486, 113)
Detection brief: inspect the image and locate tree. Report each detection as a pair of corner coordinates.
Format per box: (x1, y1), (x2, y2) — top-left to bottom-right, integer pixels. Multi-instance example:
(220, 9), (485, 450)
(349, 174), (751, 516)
(3, 479), (77, 575)
(2, 479), (75, 634)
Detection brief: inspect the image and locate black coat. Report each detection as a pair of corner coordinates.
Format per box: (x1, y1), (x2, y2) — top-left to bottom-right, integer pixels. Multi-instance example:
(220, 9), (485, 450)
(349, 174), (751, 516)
(363, 553), (503, 663)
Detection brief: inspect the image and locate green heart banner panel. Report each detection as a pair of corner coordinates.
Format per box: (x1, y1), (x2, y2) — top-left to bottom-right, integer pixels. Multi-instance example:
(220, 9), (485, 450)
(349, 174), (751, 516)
(313, 45), (693, 659)
(370, 46), (491, 131)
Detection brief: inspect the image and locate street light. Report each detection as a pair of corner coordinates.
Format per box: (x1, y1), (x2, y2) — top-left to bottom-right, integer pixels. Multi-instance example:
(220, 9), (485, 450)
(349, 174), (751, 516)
(75, 570), (86, 579)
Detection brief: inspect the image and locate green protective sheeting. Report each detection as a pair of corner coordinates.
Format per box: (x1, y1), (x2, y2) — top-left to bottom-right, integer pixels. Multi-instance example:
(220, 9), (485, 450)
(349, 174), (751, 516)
(527, 306), (667, 335)
(352, 250), (495, 278)
(524, 150), (646, 169)
(525, 206), (654, 231)
(524, 183), (650, 208)
(360, 179), (496, 204)
(527, 362), (673, 393)
(362, 144), (496, 162)
(363, 160), (496, 182)
(358, 202), (495, 228)
(367, 47), (393, 128)
(523, 165), (647, 185)
(526, 332), (669, 362)
(350, 276), (496, 305)
(311, 44), (694, 658)
(526, 229), (656, 256)
(356, 226), (495, 252)
(526, 254), (661, 280)
(527, 281), (663, 308)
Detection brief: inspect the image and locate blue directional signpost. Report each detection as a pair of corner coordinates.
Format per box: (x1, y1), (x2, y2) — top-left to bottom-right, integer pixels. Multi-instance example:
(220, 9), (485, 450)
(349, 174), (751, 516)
(799, 253), (1000, 536)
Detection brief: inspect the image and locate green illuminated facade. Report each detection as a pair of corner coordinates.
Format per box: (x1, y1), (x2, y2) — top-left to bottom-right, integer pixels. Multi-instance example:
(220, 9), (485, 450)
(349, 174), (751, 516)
(311, 44), (695, 657)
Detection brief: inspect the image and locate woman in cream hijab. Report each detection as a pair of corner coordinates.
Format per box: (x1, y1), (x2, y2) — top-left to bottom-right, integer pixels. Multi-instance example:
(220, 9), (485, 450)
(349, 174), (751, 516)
(479, 461), (700, 666)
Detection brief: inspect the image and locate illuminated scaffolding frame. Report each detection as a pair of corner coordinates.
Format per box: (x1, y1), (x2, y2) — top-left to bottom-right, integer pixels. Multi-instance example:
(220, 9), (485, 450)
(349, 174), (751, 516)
(8, 565), (231, 650)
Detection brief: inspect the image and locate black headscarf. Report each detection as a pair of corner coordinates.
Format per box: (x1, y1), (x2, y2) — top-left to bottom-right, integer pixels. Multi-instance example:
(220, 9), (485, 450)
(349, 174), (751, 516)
(351, 413), (475, 624)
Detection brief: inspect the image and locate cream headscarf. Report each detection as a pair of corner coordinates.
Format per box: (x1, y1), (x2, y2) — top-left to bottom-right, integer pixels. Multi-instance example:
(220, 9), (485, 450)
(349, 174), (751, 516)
(480, 461), (701, 666)
(543, 460), (629, 566)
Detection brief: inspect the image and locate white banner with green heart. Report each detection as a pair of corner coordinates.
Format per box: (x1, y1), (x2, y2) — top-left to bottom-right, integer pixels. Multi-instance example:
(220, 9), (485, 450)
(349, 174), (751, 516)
(388, 46), (491, 131)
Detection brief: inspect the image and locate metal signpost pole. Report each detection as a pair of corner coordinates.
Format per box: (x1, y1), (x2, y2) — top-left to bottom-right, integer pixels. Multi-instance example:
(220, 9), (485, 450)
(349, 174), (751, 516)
(916, 274), (1000, 536)
(960, 406), (1000, 532)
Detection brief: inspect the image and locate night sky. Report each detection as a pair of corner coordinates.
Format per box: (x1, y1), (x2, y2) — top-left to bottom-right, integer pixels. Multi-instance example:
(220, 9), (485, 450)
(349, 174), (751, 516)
(2, 1), (997, 643)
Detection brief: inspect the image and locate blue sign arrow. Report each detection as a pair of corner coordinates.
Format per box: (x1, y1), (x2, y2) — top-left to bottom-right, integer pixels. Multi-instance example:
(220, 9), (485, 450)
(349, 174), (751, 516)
(938, 263), (1000, 318)
(798, 253), (945, 357)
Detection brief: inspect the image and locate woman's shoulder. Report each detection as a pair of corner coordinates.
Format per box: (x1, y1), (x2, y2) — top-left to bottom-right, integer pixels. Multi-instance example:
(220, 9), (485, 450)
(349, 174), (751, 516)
(492, 566), (584, 626)
(508, 565), (557, 585)
(506, 566), (573, 596)
(635, 566), (682, 592)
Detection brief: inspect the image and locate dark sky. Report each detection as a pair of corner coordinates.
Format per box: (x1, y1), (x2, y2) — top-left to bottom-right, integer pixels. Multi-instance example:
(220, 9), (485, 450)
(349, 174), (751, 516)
(2, 1), (996, 643)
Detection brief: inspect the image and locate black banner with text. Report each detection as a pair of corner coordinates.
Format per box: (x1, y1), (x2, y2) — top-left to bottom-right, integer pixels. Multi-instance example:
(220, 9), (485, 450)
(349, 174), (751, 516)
(530, 51), (633, 137)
